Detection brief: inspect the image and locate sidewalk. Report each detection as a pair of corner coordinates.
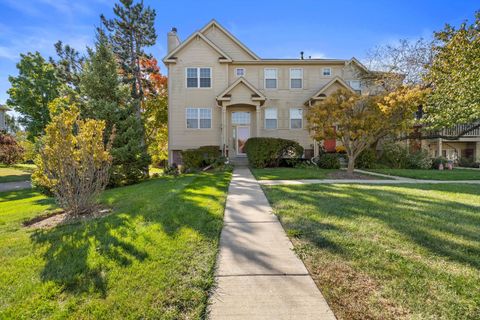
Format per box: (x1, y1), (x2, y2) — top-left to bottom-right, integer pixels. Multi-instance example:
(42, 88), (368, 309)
(0, 180), (31, 192)
(208, 168), (335, 320)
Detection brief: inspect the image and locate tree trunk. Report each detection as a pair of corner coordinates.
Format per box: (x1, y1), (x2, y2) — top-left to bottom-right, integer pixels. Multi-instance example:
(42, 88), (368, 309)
(347, 155), (355, 174)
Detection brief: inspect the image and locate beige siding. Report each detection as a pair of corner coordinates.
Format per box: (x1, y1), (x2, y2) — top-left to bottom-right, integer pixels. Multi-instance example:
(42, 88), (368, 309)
(203, 25), (254, 61)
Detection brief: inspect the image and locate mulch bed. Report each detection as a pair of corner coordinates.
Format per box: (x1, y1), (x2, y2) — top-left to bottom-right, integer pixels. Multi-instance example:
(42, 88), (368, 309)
(23, 207), (112, 229)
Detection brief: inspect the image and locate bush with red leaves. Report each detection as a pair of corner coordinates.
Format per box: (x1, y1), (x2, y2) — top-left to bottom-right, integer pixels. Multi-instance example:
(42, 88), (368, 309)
(0, 132), (24, 165)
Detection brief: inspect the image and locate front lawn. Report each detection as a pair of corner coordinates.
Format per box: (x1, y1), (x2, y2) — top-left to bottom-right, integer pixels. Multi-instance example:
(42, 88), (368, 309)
(263, 183), (480, 319)
(368, 168), (480, 180)
(0, 172), (231, 319)
(0, 164), (34, 183)
(250, 167), (338, 180)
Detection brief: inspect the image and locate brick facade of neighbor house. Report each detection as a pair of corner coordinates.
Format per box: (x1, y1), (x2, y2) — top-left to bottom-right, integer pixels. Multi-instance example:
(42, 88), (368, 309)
(163, 20), (480, 164)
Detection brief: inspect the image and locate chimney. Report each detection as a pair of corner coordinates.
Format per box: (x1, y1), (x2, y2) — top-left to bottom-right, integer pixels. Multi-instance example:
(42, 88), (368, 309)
(300, 51), (304, 60)
(167, 27), (180, 53)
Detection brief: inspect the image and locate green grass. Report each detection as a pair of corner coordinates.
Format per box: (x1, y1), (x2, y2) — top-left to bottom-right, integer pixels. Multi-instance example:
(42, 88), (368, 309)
(0, 164), (33, 183)
(368, 168), (480, 180)
(263, 183), (480, 319)
(0, 172), (231, 319)
(250, 167), (338, 180)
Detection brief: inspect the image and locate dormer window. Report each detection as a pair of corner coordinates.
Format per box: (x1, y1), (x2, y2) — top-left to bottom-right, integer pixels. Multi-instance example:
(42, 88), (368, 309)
(235, 68), (245, 77)
(186, 67), (211, 88)
(322, 68), (332, 76)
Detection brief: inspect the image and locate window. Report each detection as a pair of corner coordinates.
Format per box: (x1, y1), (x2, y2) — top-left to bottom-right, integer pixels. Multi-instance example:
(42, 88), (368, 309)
(235, 68), (245, 77)
(290, 108), (303, 129)
(186, 108), (211, 128)
(186, 67), (211, 88)
(265, 108), (277, 129)
(348, 80), (361, 93)
(290, 68), (303, 89)
(264, 68), (278, 89)
(232, 112), (250, 125)
(322, 68), (332, 76)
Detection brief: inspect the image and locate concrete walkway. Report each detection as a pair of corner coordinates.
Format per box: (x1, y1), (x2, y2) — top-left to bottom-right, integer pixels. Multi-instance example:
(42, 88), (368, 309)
(0, 180), (31, 192)
(208, 168), (335, 320)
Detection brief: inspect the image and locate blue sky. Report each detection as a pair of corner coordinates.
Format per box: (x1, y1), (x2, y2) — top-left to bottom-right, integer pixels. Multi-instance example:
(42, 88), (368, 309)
(0, 0), (478, 112)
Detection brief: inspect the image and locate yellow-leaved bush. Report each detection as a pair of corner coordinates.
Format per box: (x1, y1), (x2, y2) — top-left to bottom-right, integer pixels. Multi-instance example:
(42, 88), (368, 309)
(32, 100), (113, 216)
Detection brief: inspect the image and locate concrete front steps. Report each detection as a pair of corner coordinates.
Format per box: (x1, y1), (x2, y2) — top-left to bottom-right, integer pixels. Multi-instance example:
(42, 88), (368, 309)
(229, 156), (249, 167)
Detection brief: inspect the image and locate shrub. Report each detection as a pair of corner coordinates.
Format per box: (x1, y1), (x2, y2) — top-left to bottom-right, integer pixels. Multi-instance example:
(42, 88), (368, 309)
(407, 149), (432, 169)
(32, 105), (112, 216)
(181, 145), (220, 169)
(316, 153), (341, 169)
(380, 142), (410, 168)
(431, 156), (448, 169)
(244, 137), (303, 168)
(355, 148), (377, 169)
(0, 132), (24, 165)
(335, 145), (346, 154)
(458, 157), (480, 168)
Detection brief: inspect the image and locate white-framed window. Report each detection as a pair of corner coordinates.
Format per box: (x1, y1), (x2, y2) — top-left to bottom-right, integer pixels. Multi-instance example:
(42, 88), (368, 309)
(290, 68), (303, 89)
(264, 68), (278, 89)
(186, 67), (211, 88)
(290, 108), (303, 129)
(186, 108), (212, 129)
(235, 68), (245, 77)
(264, 108), (278, 129)
(348, 80), (361, 91)
(232, 112), (251, 125)
(322, 67), (332, 76)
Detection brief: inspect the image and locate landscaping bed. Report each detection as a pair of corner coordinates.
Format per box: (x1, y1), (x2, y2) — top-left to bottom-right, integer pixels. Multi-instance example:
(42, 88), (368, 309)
(263, 183), (480, 319)
(367, 168), (480, 180)
(0, 172), (231, 319)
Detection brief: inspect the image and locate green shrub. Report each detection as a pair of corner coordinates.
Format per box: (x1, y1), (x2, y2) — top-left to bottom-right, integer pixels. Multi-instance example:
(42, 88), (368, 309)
(407, 149), (432, 169)
(356, 148), (377, 169)
(316, 153), (340, 169)
(458, 157), (480, 168)
(244, 137), (303, 168)
(431, 156), (448, 169)
(181, 145), (220, 169)
(380, 142), (409, 168)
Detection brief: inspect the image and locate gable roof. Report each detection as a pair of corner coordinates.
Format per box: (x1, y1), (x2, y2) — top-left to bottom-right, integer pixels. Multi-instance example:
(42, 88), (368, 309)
(216, 77), (266, 102)
(200, 19), (260, 61)
(163, 31), (232, 63)
(304, 76), (355, 106)
(345, 57), (369, 73)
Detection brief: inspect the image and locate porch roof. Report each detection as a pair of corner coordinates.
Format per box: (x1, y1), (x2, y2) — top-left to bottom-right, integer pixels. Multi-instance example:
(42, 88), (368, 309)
(216, 77), (266, 105)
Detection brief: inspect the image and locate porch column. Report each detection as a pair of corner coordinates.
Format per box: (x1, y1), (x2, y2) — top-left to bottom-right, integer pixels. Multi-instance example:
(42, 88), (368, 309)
(313, 140), (319, 157)
(221, 105), (227, 156)
(256, 105), (261, 137)
(437, 138), (443, 157)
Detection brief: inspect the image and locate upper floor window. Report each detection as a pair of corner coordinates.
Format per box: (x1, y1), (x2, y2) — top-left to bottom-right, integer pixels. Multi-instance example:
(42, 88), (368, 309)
(186, 67), (211, 88)
(348, 80), (361, 92)
(186, 108), (212, 129)
(264, 68), (278, 89)
(265, 108), (277, 129)
(290, 108), (303, 129)
(235, 68), (245, 77)
(290, 68), (303, 89)
(322, 67), (332, 76)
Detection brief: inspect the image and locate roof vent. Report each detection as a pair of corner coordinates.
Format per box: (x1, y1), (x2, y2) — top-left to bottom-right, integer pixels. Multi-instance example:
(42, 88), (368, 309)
(300, 51), (304, 60)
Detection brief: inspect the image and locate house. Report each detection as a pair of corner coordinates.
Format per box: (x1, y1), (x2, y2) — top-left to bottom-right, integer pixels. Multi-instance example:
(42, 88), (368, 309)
(162, 19), (480, 165)
(162, 19), (371, 164)
(0, 105), (8, 131)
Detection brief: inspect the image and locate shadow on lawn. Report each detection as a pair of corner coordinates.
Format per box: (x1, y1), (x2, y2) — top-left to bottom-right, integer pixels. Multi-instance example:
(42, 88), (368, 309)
(268, 183), (480, 270)
(29, 173), (230, 297)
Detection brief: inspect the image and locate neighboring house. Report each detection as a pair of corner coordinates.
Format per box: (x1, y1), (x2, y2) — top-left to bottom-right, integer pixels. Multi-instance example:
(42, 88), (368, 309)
(162, 19), (370, 164)
(423, 125), (480, 161)
(0, 104), (8, 132)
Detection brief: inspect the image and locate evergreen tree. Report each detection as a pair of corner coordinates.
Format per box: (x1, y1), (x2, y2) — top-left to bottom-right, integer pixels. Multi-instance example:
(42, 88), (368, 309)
(80, 33), (150, 186)
(100, 0), (157, 175)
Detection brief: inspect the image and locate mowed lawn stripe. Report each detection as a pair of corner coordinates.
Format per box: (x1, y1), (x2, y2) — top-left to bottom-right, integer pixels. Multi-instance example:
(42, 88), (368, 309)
(0, 172), (231, 319)
(263, 183), (480, 320)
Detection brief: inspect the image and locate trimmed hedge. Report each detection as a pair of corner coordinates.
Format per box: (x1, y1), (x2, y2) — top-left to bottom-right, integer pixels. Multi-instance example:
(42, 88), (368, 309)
(244, 137), (303, 168)
(181, 145), (220, 169)
(316, 153), (340, 169)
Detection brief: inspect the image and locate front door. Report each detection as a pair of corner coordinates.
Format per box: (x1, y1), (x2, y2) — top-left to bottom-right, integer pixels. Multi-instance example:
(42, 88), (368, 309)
(236, 126), (250, 156)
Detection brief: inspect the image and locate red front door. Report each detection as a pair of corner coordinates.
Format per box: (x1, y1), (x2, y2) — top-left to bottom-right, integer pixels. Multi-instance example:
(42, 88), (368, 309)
(324, 126), (336, 152)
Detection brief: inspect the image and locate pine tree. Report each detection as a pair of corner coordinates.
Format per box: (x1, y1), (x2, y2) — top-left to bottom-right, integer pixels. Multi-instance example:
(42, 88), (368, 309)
(80, 33), (150, 186)
(100, 0), (157, 175)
